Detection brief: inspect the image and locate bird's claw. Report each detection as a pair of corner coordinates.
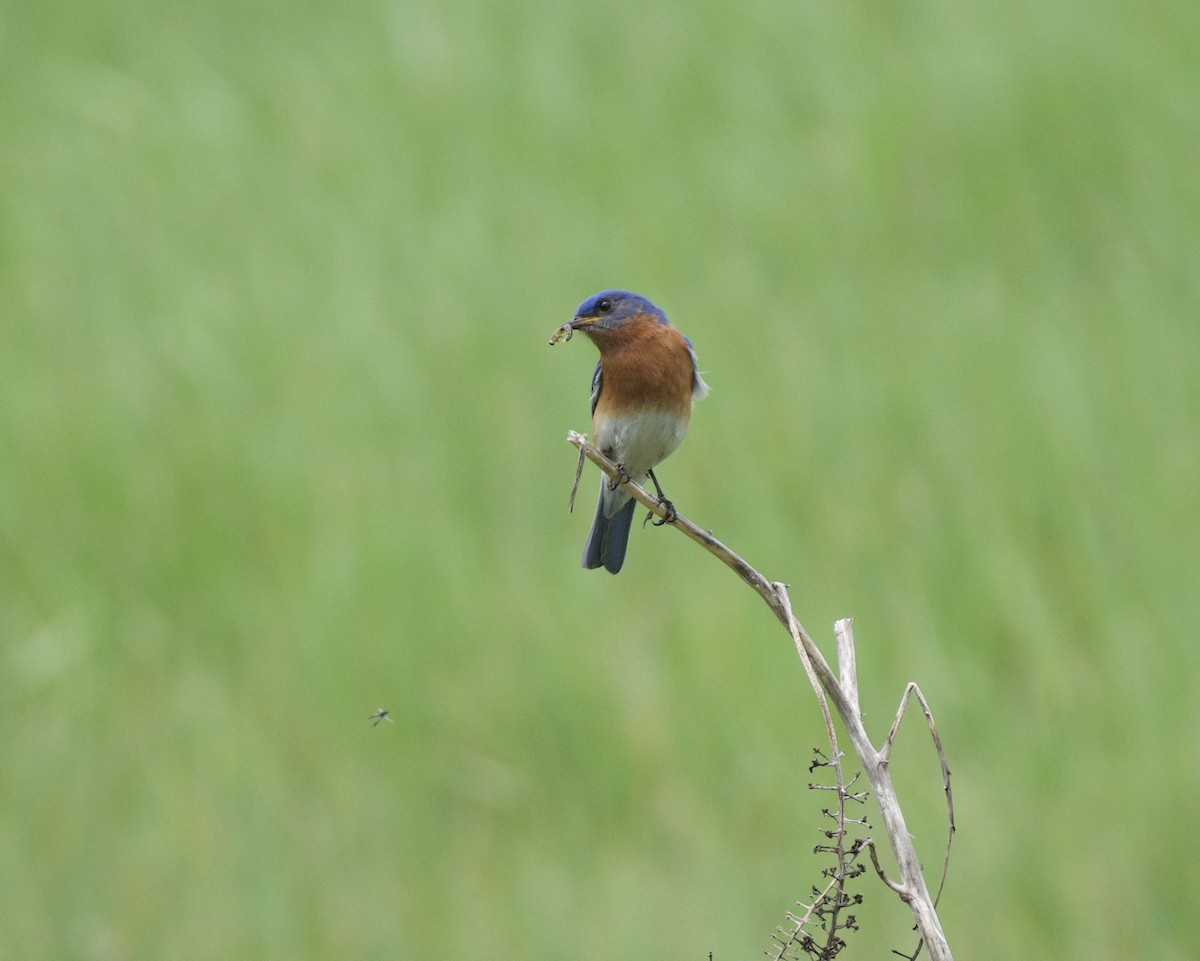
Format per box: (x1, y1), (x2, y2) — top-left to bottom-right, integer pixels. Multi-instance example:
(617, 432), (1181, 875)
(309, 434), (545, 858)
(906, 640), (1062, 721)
(644, 499), (676, 527)
(607, 463), (633, 491)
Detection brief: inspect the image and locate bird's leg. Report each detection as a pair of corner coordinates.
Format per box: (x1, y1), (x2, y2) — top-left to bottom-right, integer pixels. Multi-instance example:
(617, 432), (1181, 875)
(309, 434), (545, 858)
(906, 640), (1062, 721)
(607, 462), (633, 491)
(645, 469), (676, 526)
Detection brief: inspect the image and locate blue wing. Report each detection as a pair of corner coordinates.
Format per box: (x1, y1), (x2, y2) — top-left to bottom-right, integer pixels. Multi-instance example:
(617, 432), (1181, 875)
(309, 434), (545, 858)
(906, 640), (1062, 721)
(589, 360), (603, 414)
(683, 335), (710, 399)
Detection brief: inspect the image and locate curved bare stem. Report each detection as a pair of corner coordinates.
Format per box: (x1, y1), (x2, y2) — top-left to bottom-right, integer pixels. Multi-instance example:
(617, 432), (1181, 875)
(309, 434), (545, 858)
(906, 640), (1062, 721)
(564, 433), (956, 961)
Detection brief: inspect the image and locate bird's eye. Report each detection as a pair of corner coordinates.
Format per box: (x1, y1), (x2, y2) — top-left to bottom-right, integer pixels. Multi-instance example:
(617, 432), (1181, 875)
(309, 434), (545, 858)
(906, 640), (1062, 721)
(596, 298), (613, 314)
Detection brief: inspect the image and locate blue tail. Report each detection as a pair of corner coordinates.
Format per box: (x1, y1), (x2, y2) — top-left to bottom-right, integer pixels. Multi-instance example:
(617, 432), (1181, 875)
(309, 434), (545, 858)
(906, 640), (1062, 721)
(582, 495), (636, 574)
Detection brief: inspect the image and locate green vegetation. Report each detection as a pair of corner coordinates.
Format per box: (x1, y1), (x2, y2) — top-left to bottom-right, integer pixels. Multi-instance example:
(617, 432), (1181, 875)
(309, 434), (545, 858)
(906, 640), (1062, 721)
(2, 0), (1197, 957)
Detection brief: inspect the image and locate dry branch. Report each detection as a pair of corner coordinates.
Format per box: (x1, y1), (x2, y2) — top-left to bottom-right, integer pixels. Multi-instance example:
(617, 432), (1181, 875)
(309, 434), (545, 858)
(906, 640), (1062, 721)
(565, 431), (955, 961)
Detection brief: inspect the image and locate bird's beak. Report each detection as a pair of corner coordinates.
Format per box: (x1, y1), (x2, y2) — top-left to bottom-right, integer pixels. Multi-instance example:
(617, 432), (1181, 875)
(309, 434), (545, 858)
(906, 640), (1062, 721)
(567, 314), (595, 330)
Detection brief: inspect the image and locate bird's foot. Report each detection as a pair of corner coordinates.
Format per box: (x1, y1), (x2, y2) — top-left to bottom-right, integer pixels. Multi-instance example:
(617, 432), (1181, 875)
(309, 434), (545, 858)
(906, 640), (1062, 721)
(607, 463), (633, 491)
(644, 498), (677, 527)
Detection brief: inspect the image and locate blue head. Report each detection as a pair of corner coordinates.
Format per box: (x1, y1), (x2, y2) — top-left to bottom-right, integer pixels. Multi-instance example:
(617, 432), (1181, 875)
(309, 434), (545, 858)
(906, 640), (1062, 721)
(569, 290), (669, 332)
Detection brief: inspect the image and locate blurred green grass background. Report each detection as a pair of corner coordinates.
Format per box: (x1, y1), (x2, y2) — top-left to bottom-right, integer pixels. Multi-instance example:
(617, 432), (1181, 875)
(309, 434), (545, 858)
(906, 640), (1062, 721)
(2, 0), (1198, 957)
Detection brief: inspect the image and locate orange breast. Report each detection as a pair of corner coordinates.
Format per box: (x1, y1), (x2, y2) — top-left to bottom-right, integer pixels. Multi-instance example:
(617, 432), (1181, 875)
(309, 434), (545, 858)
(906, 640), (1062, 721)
(588, 314), (695, 416)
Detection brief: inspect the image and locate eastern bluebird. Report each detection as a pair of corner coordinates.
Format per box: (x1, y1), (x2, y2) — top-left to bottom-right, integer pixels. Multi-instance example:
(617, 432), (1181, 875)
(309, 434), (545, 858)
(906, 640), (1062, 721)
(554, 290), (708, 574)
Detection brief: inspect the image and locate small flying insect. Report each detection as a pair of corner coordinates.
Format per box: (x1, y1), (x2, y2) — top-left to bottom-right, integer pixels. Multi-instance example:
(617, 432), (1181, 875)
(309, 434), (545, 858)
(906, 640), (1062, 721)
(369, 708), (394, 727)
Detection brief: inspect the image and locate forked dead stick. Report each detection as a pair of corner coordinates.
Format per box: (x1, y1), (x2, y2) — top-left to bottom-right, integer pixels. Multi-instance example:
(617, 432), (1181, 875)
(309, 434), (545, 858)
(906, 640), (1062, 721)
(564, 431), (956, 961)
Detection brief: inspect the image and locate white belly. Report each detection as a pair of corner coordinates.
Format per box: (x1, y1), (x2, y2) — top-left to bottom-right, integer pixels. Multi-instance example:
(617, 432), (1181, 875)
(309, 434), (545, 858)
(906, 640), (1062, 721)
(593, 409), (687, 479)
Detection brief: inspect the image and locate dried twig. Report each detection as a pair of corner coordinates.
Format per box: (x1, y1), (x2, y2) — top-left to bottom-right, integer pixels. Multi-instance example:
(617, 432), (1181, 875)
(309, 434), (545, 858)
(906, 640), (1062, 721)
(564, 432), (955, 961)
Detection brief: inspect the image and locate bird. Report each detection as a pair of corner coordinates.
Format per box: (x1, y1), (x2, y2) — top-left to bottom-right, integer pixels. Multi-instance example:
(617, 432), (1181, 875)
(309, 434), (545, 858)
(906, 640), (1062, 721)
(556, 289), (708, 574)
